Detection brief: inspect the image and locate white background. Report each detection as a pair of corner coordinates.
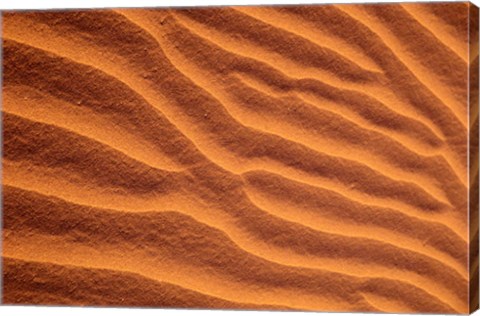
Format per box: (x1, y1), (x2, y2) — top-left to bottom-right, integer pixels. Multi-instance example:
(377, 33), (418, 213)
(0, 0), (479, 315)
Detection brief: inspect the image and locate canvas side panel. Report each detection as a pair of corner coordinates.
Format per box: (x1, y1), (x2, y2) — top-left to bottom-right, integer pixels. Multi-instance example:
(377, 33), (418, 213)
(469, 2), (479, 314)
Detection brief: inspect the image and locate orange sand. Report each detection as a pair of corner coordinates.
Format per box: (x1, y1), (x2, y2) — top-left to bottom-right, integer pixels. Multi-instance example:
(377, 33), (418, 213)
(1, 2), (478, 314)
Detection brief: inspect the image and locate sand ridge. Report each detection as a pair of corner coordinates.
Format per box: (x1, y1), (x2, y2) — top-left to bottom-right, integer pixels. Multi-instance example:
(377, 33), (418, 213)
(1, 2), (478, 313)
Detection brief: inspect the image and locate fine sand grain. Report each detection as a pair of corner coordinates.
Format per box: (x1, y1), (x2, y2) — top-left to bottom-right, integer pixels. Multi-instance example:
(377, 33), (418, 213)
(1, 2), (478, 313)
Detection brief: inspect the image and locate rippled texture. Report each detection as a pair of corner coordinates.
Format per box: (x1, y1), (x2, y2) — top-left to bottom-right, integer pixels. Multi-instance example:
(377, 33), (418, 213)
(1, 2), (479, 313)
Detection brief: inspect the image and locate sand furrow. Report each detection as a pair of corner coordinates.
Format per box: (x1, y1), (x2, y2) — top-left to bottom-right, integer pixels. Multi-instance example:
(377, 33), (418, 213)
(3, 186), (465, 312)
(232, 7), (383, 72)
(3, 112), (183, 196)
(336, 5), (468, 126)
(1, 177), (466, 312)
(157, 11), (464, 185)
(236, 72), (446, 154)
(2, 39), (206, 169)
(149, 11), (452, 173)
(3, 257), (293, 310)
(228, 76), (466, 204)
(4, 234), (459, 313)
(4, 143), (455, 236)
(168, 10), (388, 99)
(0, 84), (468, 286)
(423, 2), (469, 39)
(278, 6), (468, 164)
(242, 170), (467, 265)
(118, 8), (455, 161)
(109, 12), (456, 214)
(4, 180), (466, 283)
(140, 14), (459, 205)
(2, 5), (474, 313)
(365, 4), (468, 87)
(169, 9), (443, 129)
(2, 93), (183, 172)
(400, 4), (468, 61)
(176, 7), (450, 138)
(242, 191), (468, 278)
(172, 8), (380, 84)
(4, 153), (466, 243)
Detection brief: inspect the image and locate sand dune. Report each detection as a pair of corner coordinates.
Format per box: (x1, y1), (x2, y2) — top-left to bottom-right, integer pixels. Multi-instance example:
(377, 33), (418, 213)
(2, 2), (478, 313)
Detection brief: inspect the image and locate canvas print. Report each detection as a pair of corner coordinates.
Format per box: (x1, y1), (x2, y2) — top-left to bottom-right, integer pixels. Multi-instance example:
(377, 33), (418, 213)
(1, 1), (479, 314)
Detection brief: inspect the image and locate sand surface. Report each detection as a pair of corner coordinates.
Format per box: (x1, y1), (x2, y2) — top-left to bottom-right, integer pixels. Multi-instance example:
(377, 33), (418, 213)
(1, 2), (477, 313)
